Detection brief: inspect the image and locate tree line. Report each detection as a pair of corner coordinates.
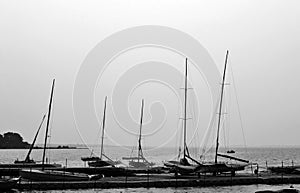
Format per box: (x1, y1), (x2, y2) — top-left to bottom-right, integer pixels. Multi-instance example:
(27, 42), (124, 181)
(0, 132), (30, 148)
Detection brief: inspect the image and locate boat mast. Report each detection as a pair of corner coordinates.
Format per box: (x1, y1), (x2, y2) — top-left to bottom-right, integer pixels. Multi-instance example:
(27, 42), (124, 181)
(138, 99), (144, 161)
(42, 79), (55, 170)
(215, 50), (229, 164)
(183, 58), (188, 159)
(25, 114), (46, 162)
(100, 96), (107, 160)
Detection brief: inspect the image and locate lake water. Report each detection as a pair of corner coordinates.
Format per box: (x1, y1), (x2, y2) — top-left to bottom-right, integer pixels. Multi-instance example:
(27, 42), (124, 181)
(1, 146), (300, 192)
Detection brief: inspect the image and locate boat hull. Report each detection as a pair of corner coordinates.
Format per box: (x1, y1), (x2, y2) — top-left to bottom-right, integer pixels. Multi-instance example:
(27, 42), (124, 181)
(128, 160), (154, 168)
(20, 169), (91, 181)
(164, 160), (198, 175)
(88, 160), (113, 167)
(196, 162), (247, 174)
(0, 177), (19, 190)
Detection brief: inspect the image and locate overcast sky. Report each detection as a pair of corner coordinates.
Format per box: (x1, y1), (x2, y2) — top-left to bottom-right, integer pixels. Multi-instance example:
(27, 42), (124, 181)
(0, 0), (299, 148)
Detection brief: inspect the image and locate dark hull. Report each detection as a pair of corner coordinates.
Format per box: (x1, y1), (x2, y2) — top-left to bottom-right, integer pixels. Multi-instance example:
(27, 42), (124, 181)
(60, 166), (132, 177)
(20, 169), (91, 181)
(81, 157), (100, 162)
(0, 178), (19, 191)
(196, 163), (247, 174)
(88, 160), (113, 167)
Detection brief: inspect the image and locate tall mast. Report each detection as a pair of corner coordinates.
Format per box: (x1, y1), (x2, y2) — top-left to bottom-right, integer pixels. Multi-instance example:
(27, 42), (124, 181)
(138, 99), (144, 160)
(100, 96), (107, 159)
(25, 114), (46, 162)
(215, 50), (229, 164)
(42, 79), (55, 170)
(183, 58), (188, 159)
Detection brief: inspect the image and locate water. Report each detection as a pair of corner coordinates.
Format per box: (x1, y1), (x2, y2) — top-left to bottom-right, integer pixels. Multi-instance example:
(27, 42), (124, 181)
(1, 146), (300, 192)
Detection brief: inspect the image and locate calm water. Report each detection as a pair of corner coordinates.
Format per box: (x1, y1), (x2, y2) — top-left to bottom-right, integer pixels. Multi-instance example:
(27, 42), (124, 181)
(1, 146), (300, 193)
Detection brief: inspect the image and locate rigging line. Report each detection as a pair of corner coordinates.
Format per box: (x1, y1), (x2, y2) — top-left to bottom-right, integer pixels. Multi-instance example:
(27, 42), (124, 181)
(178, 115), (184, 158)
(130, 103), (143, 158)
(129, 104), (140, 158)
(186, 91), (194, 155)
(88, 115), (104, 157)
(176, 109), (182, 159)
(190, 92), (200, 157)
(200, 99), (219, 157)
(175, 94), (183, 159)
(75, 125), (94, 155)
(176, 114), (183, 160)
(73, 110), (95, 155)
(202, 94), (221, 152)
(90, 105), (104, 157)
(177, 86), (185, 159)
(227, 89), (231, 149)
(223, 96), (230, 150)
(227, 73), (233, 150)
(72, 91), (98, 153)
(173, 113), (182, 160)
(73, 101), (103, 157)
(229, 62), (248, 153)
(222, 114), (227, 150)
(226, 110), (230, 150)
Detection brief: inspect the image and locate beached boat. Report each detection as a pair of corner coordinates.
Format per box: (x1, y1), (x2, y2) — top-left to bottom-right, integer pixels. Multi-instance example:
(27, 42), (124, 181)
(0, 86), (61, 169)
(122, 100), (155, 168)
(195, 51), (249, 176)
(163, 58), (201, 174)
(19, 80), (67, 181)
(81, 97), (120, 167)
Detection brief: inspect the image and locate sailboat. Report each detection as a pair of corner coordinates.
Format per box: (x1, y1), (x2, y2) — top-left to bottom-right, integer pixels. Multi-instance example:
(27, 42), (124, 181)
(20, 79), (92, 181)
(195, 50), (249, 176)
(122, 99), (155, 168)
(164, 58), (201, 174)
(0, 83), (60, 169)
(14, 114), (46, 164)
(81, 96), (120, 167)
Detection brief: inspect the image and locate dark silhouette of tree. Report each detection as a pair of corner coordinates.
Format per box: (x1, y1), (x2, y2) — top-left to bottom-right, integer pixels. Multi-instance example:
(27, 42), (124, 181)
(0, 132), (30, 149)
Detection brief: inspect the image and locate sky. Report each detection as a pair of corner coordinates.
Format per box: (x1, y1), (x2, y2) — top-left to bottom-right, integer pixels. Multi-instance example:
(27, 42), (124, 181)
(0, 0), (300, 148)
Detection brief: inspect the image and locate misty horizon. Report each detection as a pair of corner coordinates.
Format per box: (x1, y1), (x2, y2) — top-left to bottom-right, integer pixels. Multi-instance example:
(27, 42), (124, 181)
(1, 0), (300, 150)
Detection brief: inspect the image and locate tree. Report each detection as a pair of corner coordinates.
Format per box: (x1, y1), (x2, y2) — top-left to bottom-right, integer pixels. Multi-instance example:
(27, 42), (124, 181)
(0, 132), (30, 148)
